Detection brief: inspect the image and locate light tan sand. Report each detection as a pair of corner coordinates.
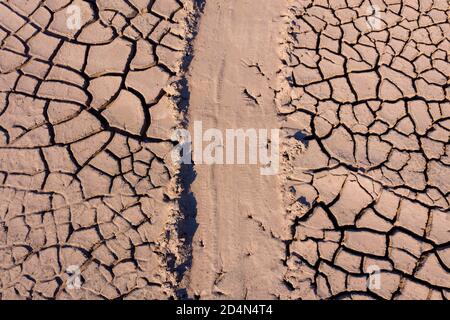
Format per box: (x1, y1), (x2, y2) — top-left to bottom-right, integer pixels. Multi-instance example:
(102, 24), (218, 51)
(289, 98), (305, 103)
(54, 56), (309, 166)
(0, 0), (449, 300)
(185, 0), (290, 299)
(0, 0), (195, 299)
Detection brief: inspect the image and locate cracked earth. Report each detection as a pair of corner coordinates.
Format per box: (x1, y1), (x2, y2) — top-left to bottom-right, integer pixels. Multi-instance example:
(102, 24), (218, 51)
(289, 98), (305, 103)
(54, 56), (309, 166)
(0, 0), (449, 300)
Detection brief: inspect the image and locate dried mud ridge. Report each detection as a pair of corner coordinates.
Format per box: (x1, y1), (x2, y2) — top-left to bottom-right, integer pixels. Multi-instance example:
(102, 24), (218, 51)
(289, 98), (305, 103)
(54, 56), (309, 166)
(278, 0), (449, 299)
(0, 0), (448, 300)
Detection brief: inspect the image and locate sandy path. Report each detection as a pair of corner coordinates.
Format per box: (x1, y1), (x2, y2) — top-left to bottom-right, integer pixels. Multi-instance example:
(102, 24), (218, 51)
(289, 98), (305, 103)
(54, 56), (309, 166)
(186, 0), (290, 299)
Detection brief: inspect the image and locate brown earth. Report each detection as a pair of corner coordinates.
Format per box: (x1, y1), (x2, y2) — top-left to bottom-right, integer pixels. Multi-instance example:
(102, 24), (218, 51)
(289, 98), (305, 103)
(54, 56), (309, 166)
(0, 0), (449, 300)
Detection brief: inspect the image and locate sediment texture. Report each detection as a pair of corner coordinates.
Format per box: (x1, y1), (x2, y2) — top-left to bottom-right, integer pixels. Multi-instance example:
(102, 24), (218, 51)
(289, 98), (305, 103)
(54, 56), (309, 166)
(279, 0), (450, 299)
(0, 0), (449, 300)
(0, 0), (195, 299)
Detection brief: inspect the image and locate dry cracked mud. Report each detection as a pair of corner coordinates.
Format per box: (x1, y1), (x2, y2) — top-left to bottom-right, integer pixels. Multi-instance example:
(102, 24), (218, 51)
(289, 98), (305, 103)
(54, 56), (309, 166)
(0, 0), (449, 300)
(278, 0), (450, 300)
(0, 0), (197, 299)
